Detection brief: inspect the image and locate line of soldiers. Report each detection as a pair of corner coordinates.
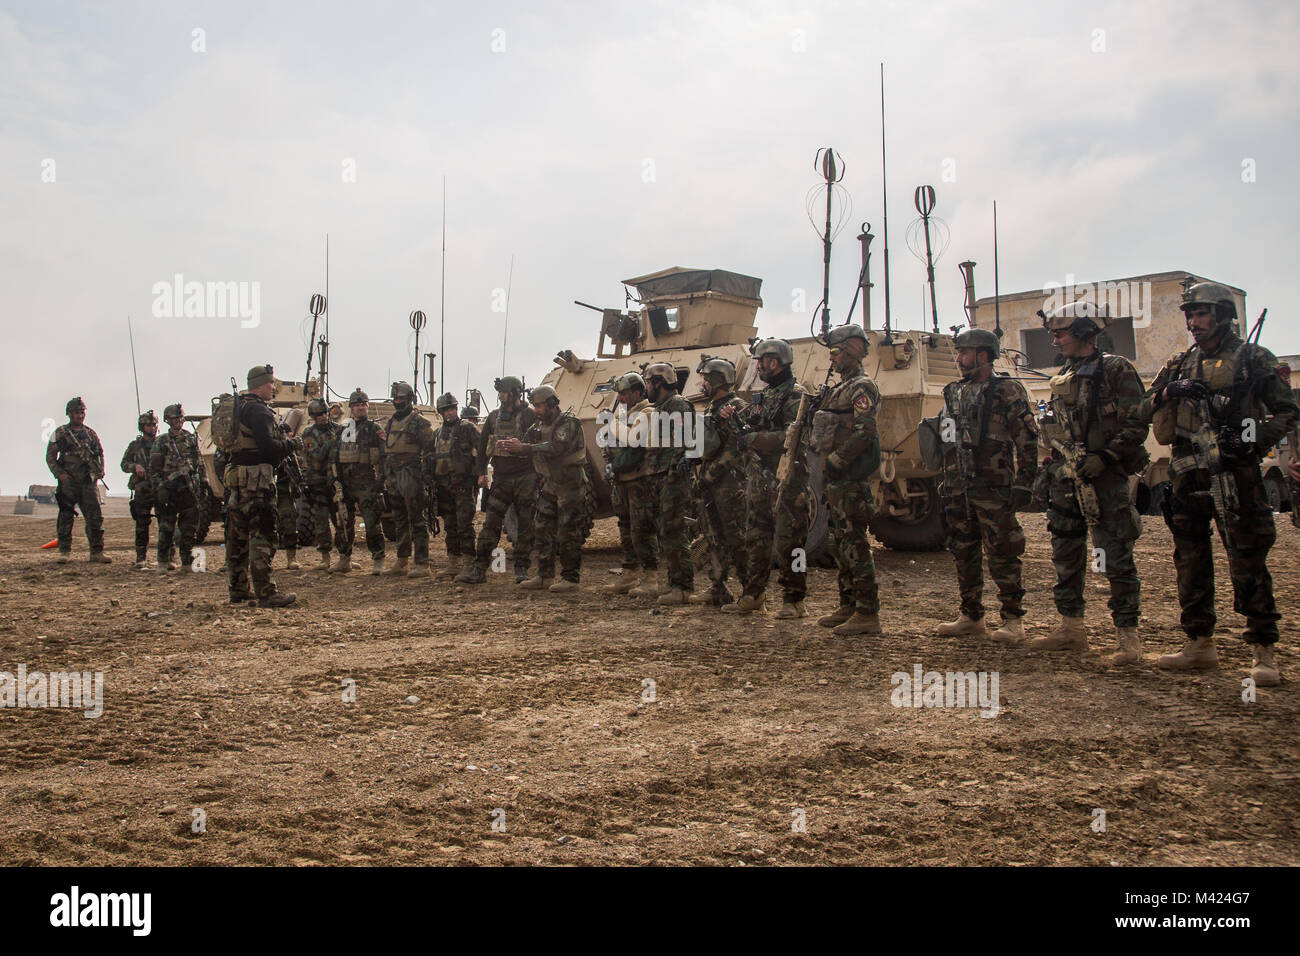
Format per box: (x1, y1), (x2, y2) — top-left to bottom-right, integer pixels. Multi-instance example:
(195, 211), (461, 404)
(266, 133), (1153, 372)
(46, 285), (1296, 685)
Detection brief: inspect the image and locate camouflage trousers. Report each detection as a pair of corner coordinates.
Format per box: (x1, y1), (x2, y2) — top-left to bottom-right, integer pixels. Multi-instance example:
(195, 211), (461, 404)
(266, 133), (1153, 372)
(297, 480), (348, 554)
(636, 469), (693, 591)
(155, 481), (199, 565)
(474, 468), (538, 574)
(826, 474), (880, 614)
(274, 480), (299, 551)
(942, 486), (1026, 621)
(610, 480), (639, 569)
(226, 487), (280, 599)
(1165, 465), (1280, 644)
(385, 464), (430, 564)
(338, 469), (386, 559)
(1046, 467), (1141, 627)
(619, 476), (660, 572)
(741, 469), (810, 602)
(697, 470), (747, 589)
(129, 493), (155, 559)
(533, 468), (588, 582)
(55, 476), (104, 554)
(434, 474), (477, 557)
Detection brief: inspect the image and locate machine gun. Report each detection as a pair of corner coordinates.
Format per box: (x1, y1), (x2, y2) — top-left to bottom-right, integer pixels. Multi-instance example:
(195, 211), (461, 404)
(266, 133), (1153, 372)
(1046, 436), (1101, 528)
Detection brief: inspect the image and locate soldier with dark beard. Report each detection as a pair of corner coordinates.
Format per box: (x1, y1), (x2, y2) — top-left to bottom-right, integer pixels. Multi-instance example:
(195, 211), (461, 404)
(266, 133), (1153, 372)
(688, 357), (748, 607)
(149, 404), (202, 572)
(382, 381), (435, 578)
(121, 410), (159, 569)
(430, 392), (480, 578)
(335, 389), (388, 575)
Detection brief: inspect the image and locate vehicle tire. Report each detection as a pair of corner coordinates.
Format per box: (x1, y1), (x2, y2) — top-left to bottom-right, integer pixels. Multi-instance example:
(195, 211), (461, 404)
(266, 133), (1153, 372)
(802, 455), (832, 566)
(1266, 474), (1286, 513)
(868, 477), (946, 551)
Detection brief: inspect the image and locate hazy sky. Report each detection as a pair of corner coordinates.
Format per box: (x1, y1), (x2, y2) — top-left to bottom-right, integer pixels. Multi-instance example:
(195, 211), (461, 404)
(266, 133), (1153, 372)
(3, 0), (1298, 494)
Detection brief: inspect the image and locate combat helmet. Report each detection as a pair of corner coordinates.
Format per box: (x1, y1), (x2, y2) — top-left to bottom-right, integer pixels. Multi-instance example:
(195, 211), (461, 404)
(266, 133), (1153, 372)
(66, 396), (85, 414)
(348, 388), (370, 405)
(823, 324), (870, 356)
(391, 381), (415, 404)
(138, 409), (158, 429)
(1041, 301), (1108, 339)
(307, 398), (328, 417)
(435, 392), (458, 413)
(752, 338), (795, 365)
(614, 371), (646, 395)
(643, 363), (677, 389)
(696, 355), (737, 387)
(463, 405), (480, 420)
(1180, 281), (1237, 324)
(494, 376), (524, 396)
(529, 384), (559, 406)
(163, 403), (184, 421)
(953, 327), (1001, 358)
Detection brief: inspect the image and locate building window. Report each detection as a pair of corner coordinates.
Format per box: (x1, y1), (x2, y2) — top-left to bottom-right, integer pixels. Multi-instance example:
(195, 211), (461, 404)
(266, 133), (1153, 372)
(1020, 316), (1138, 369)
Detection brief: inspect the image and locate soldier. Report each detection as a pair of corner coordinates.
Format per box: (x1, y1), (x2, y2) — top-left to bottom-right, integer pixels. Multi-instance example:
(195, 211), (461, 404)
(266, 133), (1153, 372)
(430, 392), (479, 578)
(149, 404), (202, 571)
(810, 326), (885, 634)
(688, 357), (748, 607)
(722, 339), (810, 617)
(298, 398), (349, 572)
(335, 388), (388, 575)
(502, 385), (589, 592)
(382, 381), (435, 578)
(639, 363), (695, 605)
(457, 376), (539, 584)
(934, 328), (1039, 642)
(1139, 282), (1299, 685)
(1032, 302), (1149, 661)
(46, 397), (110, 564)
(462, 405), (481, 424)
(604, 371), (660, 596)
(121, 410), (159, 569)
(225, 365), (297, 607)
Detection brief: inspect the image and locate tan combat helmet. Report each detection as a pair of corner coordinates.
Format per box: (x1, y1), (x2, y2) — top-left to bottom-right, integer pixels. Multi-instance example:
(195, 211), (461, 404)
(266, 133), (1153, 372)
(643, 363), (677, 389)
(696, 355), (737, 386)
(614, 371), (647, 395)
(1041, 301), (1108, 338)
(529, 384), (559, 407)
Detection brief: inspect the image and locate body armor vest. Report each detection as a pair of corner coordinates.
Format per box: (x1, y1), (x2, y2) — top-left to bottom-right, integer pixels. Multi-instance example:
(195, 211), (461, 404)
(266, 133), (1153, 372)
(486, 410), (526, 460)
(532, 412), (585, 480)
(385, 411), (423, 457)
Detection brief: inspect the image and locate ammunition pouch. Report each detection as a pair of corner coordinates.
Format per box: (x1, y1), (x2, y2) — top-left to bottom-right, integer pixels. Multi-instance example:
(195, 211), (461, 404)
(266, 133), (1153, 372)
(809, 409), (838, 455)
(1152, 402), (1176, 445)
(1046, 503), (1088, 538)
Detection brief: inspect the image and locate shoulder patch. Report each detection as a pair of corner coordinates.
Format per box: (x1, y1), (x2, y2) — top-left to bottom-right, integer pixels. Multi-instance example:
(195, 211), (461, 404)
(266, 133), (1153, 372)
(854, 392), (873, 412)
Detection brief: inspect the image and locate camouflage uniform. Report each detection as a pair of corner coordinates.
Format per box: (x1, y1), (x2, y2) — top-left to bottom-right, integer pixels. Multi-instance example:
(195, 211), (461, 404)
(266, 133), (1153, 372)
(431, 417), (480, 558)
(940, 374), (1039, 621)
(226, 391), (297, 601)
(736, 369), (810, 602)
(471, 405), (539, 577)
(121, 431), (158, 561)
(383, 406), (435, 565)
(528, 408), (590, 582)
(1041, 351), (1149, 627)
(611, 399), (660, 575)
(816, 366), (883, 615)
(696, 391), (749, 592)
(149, 426), (202, 567)
(273, 453), (300, 555)
(640, 389), (696, 592)
(335, 416), (387, 560)
(46, 422), (106, 556)
(298, 419), (347, 555)
(1139, 330), (1299, 645)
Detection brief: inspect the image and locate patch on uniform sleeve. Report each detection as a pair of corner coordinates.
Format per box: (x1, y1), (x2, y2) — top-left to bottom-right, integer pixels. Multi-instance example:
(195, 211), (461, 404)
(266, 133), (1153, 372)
(854, 393), (873, 412)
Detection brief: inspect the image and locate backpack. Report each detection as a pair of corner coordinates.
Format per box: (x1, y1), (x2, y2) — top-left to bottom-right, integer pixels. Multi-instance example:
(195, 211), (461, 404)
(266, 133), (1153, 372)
(211, 386), (242, 454)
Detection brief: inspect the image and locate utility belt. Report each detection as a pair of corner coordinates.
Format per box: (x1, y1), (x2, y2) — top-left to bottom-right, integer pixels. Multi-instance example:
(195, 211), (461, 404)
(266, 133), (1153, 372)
(223, 462), (276, 493)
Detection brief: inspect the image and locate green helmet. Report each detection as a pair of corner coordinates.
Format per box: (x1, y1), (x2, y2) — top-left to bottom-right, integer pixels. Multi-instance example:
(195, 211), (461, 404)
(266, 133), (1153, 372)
(348, 388), (369, 405)
(163, 403), (184, 421)
(247, 364), (275, 389)
(66, 396), (85, 414)
(494, 376), (523, 395)
(463, 405), (480, 419)
(823, 324), (870, 355)
(307, 398), (328, 417)
(1180, 281), (1236, 323)
(529, 384), (559, 406)
(435, 392), (458, 412)
(138, 410), (158, 428)
(614, 371), (646, 394)
(696, 356), (737, 386)
(391, 381), (415, 402)
(1041, 301), (1107, 339)
(752, 338), (795, 365)
(953, 327), (1001, 358)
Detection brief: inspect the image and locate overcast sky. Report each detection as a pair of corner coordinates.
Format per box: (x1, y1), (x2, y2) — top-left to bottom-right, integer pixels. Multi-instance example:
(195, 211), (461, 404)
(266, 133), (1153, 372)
(3, 0), (1298, 494)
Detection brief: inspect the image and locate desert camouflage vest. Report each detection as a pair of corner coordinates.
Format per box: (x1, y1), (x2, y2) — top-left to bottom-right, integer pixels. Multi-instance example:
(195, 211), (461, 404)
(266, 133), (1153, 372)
(1047, 354), (1119, 453)
(531, 412), (585, 480)
(385, 411), (423, 457)
(432, 421), (474, 477)
(486, 409), (527, 460)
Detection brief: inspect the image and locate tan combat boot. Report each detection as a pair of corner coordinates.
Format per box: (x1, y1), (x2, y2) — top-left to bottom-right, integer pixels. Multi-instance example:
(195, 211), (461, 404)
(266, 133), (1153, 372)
(775, 601), (806, 619)
(518, 574), (554, 590)
(1028, 616), (1088, 651)
(833, 612), (882, 636)
(55, 551), (71, 564)
(549, 579), (579, 593)
(371, 555), (385, 576)
(1110, 626), (1143, 665)
(990, 616), (1027, 644)
(1250, 644), (1281, 687)
(89, 552), (112, 564)
(384, 556), (409, 576)
(818, 606), (854, 628)
(407, 562), (432, 579)
(284, 548), (300, 570)
(627, 577), (659, 598)
(937, 614), (988, 637)
(1157, 636), (1218, 670)
(332, 554), (352, 574)
(722, 593), (766, 615)
(658, 588), (687, 606)
(604, 570), (640, 594)
(315, 550), (332, 571)
(165, 560), (180, 572)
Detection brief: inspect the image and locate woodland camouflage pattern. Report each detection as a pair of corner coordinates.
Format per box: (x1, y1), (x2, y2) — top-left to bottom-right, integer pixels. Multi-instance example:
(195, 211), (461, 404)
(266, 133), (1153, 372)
(121, 432), (157, 559)
(46, 423), (106, 554)
(820, 366), (882, 614)
(695, 391), (748, 594)
(149, 426), (201, 566)
(431, 417), (479, 558)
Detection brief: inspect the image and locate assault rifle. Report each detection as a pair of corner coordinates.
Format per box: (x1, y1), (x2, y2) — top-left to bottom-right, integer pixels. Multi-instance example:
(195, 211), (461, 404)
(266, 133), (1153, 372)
(1046, 436), (1101, 527)
(65, 425), (109, 494)
(1171, 392), (1239, 549)
(776, 370), (833, 497)
(166, 431), (204, 510)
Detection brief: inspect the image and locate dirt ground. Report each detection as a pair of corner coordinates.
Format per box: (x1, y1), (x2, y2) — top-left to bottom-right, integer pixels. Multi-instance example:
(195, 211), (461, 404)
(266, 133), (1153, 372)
(0, 510), (1296, 866)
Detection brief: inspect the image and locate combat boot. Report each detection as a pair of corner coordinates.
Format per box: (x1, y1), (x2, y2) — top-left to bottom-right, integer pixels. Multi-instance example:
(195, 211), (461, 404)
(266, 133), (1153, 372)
(370, 555), (385, 576)
(229, 592), (251, 605)
(832, 612), (882, 637)
(315, 550), (332, 571)
(134, 558), (150, 570)
(689, 584), (733, 606)
(55, 551), (70, 564)
(658, 588), (687, 606)
(1157, 636), (1218, 671)
(514, 566), (529, 584)
(818, 605), (854, 628)
(937, 614), (988, 637)
(722, 593), (766, 615)
(549, 579), (580, 593)
(1109, 626), (1143, 665)
(284, 548), (300, 570)
(1249, 644), (1281, 687)
(456, 563), (487, 584)
(332, 554), (352, 574)
(165, 560), (180, 572)
(385, 556), (409, 576)
(990, 616), (1027, 644)
(627, 578), (659, 598)
(1028, 616), (1088, 651)
(436, 555), (461, 580)
(89, 552), (111, 564)
(775, 600), (806, 619)
(604, 570), (640, 594)
(257, 591), (297, 609)
(407, 562), (432, 579)
(518, 574), (554, 590)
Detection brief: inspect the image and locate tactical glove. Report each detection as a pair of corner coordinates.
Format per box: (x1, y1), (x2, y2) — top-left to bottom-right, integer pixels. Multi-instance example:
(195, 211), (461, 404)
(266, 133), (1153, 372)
(826, 451), (848, 474)
(1164, 379), (1208, 402)
(1217, 425), (1250, 457)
